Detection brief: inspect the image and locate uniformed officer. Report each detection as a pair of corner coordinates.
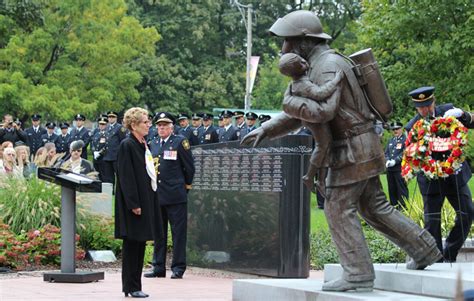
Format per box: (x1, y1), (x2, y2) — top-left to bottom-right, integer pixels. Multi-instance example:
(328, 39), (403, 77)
(191, 113), (204, 143)
(25, 114), (47, 158)
(102, 111), (126, 185)
(216, 114), (224, 136)
(41, 122), (58, 146)
(234, 111), (248, 140)
(258, 114), (271, 124)
(384, 121), (408, 208)
(198, 113), (219, 144)
(405, 86), (473, 262)
(218, 110), (239, 142)
(147, 112), (157, 143)
(245, 112), (258, 133)
(176, 113), (198, 145)
(91, 116), (109, 181)
(55, 122), (71, 154)
(69, 114), (90, 159)
(145, 112), (195, 279)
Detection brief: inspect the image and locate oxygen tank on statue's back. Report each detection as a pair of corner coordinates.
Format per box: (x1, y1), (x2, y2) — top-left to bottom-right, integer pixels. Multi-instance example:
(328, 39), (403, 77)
(349, 48), (392, 122)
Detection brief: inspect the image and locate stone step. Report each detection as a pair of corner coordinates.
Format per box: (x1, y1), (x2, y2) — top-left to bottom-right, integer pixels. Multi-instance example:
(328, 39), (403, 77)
(324, 263), (474, 299)
(233, 279), (447, 300)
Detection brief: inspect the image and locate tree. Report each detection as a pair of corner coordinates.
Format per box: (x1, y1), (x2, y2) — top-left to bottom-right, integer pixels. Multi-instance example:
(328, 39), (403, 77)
(348, 0), (474, 121)
(0, 0), (159, 122)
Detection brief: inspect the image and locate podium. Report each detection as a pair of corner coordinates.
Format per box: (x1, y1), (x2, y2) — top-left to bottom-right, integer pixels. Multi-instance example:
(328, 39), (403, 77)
(38, 167), (104, 283)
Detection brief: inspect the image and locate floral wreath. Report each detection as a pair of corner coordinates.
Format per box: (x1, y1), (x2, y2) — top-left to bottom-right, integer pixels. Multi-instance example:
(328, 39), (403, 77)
(401, 116), (468, 180)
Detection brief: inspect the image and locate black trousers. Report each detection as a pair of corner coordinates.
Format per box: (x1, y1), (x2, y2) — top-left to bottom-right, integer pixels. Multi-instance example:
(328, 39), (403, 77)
(387, 170), (408, 208)
(93, 160), (106, 182)
(122, 239), (146, 293)
(421, 183), (473, 262)
(102, 160), (117, 186)
(152, 203), (187, 275)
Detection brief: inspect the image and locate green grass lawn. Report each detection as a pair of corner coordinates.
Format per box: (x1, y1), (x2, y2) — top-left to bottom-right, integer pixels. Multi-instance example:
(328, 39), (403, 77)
(310, 174), (474, 233)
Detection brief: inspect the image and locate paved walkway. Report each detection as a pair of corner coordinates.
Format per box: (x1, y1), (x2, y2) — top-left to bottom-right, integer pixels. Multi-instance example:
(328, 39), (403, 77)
(0, 268), (324, 301)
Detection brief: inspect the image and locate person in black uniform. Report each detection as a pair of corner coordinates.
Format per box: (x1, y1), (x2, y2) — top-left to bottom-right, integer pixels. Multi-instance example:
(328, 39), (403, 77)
(384, 121), (408, 208)
(41, 122), (58, 146)
(115, 107), (163, 298)
(218, 110), (239, 142)
(405, 86), (473, 262)
(191, 113), (204, 143)
(147, 113), (157, 143)
(91, 116), (109, 181)
(145, 112), (195, 279)
(176, 113), (198, 146)
(0, 114), (27, 145)
(258, 114), (271, 124)
(198, 113), (219, 144)
(102, 111), (126, 185)
(25, 114), (47, 158)
(69, 114), (90, 159)
(55, 122), (71, 154)
(234, 111), (248, 140)
(245, 112), (258, 133)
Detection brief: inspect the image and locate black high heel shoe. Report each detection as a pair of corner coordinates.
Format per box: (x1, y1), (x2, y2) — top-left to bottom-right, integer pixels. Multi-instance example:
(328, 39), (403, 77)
(124, 291), (149, 298)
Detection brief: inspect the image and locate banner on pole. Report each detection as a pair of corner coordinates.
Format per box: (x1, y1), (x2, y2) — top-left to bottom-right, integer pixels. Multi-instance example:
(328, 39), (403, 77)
(249, 56), (260, 94)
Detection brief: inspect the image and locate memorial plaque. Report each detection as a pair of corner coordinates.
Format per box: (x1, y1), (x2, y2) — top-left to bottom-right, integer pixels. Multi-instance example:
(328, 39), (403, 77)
(187, 135), (312, 278)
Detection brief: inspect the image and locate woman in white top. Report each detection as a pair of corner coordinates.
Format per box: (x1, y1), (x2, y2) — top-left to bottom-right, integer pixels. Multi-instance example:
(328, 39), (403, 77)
(0, 147), (23, 179)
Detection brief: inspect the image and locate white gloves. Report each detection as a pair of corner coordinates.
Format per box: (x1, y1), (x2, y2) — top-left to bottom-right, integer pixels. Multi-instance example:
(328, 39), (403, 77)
(385, 159), (396, 168)
(443, 108), (463, 118)
(93, 151), (100, 160)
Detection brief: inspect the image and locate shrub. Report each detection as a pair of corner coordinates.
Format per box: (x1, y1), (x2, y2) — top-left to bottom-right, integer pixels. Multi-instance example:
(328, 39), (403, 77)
(0, 222), (85, 270)
(77, 216), (122, 256)
(310, 226), (406, 270)
(0, 177), (62, 234)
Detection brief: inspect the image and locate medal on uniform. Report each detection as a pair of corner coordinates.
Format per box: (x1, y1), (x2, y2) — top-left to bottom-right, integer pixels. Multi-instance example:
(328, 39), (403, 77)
(163, 150), (178, 160)
(396, 143), (402, 149)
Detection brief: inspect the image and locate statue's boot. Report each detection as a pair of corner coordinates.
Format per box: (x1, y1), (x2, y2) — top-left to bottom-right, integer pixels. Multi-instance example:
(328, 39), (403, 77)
(322, 278), (373, 292)
(406, 230), (443, 270)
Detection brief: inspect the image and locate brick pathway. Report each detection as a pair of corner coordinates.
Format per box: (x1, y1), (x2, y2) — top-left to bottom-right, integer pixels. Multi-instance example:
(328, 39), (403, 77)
(0, 268), (324, 301)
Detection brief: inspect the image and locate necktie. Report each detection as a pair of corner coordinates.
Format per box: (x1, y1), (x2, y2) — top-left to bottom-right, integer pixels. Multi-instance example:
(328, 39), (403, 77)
(160, 139), (165, 148)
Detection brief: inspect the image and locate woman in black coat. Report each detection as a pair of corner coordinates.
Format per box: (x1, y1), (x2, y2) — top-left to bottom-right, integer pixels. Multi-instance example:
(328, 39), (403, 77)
(114, 107), (162, 298)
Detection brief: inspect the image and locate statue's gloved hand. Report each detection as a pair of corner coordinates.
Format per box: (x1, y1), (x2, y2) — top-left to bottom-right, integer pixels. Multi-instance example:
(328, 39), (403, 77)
(241, 127), (267, 147)
(443, 108), (463, 118)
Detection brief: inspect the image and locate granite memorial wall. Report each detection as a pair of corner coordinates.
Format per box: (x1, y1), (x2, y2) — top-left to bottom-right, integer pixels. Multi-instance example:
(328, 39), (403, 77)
(187, 135), (312, 278)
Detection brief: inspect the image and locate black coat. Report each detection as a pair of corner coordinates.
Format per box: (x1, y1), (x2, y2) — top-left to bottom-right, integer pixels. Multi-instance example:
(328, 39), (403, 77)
(25, 126), (47, 155)
(114, 135), (163, 242)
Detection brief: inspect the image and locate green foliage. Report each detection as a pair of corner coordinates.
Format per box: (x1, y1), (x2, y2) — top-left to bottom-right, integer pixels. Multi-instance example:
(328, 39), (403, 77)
(77, 216), (122, 256)
(310, 226), (406, 270)
(0, 0), (159, 122)
(0, 222), (85, 270)
(0, 177), (62, 234)
(348, 0), (474, 121)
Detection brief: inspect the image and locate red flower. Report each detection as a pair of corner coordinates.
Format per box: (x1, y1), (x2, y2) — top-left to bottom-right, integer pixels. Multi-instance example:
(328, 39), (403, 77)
(452, 149), (462, 157)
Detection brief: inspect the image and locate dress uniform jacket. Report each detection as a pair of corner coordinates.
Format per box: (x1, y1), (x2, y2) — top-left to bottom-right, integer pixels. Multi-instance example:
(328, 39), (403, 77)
(91, 130), (108, 158)
(25, 126), (47, 156)
(246, 125), (257, 134)
(103, 123), (126, 162)
(384, 134), (406, 172)
(149, 134), (195, 206)
(405, 104), (472, 194)
(192, 126), (204, 145)
(41, 132), (58, 146)
(198, 125), (219, 144)
(114, 135), (163, 241)
(69, 127), (91, 159)
(177, 126), (198, 146)
(236, 123), (248, 140)
(55, 134), (71, 153)
(384, 133), (408, 207)
(218, 125), (239, 142)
